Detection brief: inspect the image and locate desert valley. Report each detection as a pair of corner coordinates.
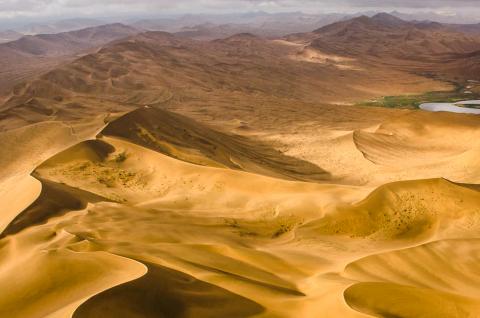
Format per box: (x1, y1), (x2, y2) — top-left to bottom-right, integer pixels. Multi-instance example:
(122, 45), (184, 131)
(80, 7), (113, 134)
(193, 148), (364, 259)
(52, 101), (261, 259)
(1, 3), (480, 318)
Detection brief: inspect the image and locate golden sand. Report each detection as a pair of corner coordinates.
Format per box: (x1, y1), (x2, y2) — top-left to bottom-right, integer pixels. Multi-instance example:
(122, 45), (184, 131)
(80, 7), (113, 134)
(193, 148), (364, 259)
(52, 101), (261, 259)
(1, 105), (480, 317)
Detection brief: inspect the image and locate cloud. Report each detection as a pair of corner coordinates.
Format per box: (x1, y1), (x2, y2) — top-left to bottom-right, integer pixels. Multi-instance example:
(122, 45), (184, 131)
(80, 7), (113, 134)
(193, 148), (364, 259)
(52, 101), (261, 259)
(0, 0), (479, 19)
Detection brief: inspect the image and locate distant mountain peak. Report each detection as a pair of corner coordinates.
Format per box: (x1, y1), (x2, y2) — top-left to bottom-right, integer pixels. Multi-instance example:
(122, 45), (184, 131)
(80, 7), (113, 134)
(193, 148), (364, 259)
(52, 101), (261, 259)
(373, 12), (402, 20)
(2, 23), (140, 57)
(371, 12), (408, 25)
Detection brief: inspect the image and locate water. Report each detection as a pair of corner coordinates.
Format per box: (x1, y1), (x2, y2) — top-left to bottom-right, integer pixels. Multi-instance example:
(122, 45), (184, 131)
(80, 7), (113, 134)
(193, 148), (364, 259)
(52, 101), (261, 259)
(419, 100), (480, 114)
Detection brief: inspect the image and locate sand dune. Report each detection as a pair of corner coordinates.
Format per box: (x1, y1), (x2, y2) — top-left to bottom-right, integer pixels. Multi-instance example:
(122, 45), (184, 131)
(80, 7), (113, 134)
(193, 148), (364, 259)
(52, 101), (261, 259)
(0, 105), (479, 317)
(344, 239), (480, 317)
(300, 178), (480, 241)
(0, 122), (77, 232)
(102, 107), (330, 181)
(0, 223), (146, 318)
(353, 111), (480, 184)
(73, 263), (265, 318)
(353, 111), (480, 167)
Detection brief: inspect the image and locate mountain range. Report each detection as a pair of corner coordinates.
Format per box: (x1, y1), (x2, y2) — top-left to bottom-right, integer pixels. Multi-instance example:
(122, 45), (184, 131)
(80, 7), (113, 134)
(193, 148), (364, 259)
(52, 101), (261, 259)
(0, 23), (139, 96)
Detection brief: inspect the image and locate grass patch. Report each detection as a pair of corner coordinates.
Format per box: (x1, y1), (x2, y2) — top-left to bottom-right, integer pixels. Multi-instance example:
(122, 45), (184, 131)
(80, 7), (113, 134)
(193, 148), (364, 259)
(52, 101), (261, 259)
(113, 151), (128, 163)
(357, 84), (480, 109)
(272, 220), (296, 238)
(225, 216), (303, 239)
(53, 161), (145, 190)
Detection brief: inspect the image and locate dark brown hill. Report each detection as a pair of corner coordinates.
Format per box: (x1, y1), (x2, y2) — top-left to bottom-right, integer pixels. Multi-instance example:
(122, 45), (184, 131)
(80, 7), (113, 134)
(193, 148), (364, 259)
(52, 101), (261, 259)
(3, 23), (139, 57)
(1, 29), (435, 131)
(0, 24), (140, 96)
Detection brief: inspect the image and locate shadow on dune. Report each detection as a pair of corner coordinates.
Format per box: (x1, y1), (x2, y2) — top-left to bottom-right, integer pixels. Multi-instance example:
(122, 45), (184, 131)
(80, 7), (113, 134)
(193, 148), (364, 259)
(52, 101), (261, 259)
(344, 282), (480, 318)
(72, 263), (265, 318)
(342, 238), (480, 318)
(1, 179), (109, 237)
(102, 107), (330, 182)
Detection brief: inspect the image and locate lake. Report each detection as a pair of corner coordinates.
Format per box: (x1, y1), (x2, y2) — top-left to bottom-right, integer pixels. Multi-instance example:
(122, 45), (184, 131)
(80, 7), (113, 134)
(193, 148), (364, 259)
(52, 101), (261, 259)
(419, 100), (480, 114)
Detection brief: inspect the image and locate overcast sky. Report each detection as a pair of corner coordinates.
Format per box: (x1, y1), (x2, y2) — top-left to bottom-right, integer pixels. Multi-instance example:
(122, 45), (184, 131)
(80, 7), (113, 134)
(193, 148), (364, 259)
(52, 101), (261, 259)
(1, 0), (479, 20)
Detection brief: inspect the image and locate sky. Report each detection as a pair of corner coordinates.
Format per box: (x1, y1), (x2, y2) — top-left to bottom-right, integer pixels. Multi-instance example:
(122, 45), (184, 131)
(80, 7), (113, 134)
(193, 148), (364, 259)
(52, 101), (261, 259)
(1, 0), (479, 21)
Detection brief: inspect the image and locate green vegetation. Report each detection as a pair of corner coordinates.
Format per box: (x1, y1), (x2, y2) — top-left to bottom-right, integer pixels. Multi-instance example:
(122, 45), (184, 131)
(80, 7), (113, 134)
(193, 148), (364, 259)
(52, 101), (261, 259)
(357, 84), (480, 109)
(113, 151), (128, 163)
(272, 220), (296, 238)
(56, 160), (144, 190)
(225, 216), (303, 239)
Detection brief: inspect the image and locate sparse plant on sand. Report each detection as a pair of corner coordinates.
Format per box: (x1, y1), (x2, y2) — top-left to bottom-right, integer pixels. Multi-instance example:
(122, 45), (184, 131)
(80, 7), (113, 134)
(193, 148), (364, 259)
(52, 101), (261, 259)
(114, 151), (128, 163)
